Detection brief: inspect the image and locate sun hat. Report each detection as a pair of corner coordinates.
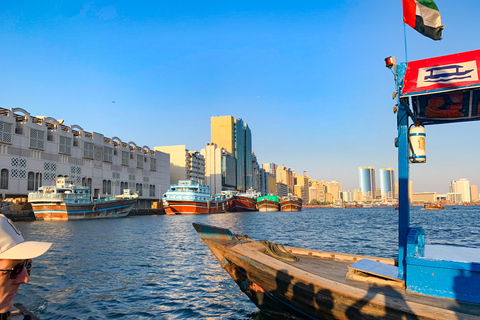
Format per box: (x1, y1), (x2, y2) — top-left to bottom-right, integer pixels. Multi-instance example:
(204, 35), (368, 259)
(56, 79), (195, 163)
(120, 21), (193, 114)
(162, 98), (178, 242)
(0, 214), (52, 260)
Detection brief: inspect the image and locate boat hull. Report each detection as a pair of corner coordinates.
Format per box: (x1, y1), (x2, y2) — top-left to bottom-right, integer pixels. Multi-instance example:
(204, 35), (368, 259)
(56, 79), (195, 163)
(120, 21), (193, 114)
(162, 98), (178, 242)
(164, 200), (228, 215)
(280, 199), (302, 212)
(256, 199), (280, 212)
(193, 223), (480, 320)
(32, 198), (137, 221)
(228, 196), (257, 212)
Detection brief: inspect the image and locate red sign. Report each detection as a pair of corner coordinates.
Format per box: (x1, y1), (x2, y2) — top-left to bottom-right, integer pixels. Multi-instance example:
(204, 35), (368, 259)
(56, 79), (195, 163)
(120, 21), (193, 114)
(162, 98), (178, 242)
(401, 49), (480, 96)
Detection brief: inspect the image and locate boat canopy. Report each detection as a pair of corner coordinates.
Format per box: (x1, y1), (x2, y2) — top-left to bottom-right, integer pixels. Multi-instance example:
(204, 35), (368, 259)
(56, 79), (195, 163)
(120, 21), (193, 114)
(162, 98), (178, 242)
(257, 195), (279, 202)
(399, 49), (480, 125)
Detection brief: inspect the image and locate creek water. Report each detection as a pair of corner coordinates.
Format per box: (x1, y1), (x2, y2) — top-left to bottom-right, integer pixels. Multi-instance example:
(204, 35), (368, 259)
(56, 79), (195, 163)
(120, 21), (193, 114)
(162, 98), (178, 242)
(14, 206), (480, 319)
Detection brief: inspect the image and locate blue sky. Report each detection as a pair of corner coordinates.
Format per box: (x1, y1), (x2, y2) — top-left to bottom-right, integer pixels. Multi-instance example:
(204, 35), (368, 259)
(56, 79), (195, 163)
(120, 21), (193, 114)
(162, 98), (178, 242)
(1, 1), (479, 193)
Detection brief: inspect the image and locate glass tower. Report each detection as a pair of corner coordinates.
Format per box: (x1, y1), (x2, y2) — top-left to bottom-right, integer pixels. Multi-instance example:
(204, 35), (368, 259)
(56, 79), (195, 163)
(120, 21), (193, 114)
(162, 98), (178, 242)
(358, 167), (375, 199)
(379, 168), (395, 199)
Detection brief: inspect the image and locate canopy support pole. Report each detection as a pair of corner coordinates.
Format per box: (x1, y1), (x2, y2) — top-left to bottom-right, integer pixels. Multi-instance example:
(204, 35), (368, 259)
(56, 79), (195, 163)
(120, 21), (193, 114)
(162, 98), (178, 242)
(397, 96), (410, 280)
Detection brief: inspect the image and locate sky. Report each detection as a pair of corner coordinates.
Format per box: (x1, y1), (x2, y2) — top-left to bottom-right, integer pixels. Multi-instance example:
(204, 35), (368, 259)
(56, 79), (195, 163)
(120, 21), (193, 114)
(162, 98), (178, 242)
(1, 1), (479, 194)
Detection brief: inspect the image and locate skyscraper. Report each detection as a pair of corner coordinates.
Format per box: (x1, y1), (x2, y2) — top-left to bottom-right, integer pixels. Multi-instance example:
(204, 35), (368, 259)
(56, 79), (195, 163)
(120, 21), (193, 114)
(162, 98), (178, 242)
(379, 168), (395, 200)
(211, 116), (252, 191)
(358, 166), (376, 200)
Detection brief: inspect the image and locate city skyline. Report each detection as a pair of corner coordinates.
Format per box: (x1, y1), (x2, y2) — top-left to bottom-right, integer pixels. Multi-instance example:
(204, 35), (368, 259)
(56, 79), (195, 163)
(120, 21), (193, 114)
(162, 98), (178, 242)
(1, 2), (480, 194)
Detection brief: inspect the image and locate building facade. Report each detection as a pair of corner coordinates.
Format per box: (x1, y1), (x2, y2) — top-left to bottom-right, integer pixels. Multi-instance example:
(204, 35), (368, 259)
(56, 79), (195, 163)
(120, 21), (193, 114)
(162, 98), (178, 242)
(359, 166), (375, 200)
(0, 107), (170, 208)
(379, 168), (395, 200)
(210, 116), (253, 192)
(154, 145), (205, 185)
(450, 179), (471, 203)
(200, 143), (236, 194)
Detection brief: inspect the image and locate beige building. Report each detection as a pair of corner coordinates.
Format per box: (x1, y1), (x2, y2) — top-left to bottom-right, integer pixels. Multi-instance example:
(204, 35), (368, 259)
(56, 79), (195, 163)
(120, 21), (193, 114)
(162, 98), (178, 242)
(268, 174), (276, 195)
(412, 192), (437, 203)
(354, 189), (364, 202)
(471, 185), (479, 202)
(210, 116), (235, 154)
(295, 171), (310, 203)
(154, 145), (205, 185)
(309, 186), (317, 202)
(276, 166), (294, 193)
(294, 185), (303, 199)
(325, 181), (341, 202)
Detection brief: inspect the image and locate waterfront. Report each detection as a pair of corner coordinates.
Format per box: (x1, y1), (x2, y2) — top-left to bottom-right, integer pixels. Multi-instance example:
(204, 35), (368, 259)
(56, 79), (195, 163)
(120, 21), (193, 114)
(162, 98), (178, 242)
(13, 206), (480, 319)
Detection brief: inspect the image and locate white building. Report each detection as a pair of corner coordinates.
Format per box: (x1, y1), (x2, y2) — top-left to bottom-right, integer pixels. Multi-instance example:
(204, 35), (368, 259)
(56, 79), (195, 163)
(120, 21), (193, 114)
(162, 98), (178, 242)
(450, 179), (471, 203)
(200, 143), (236, 194)
(0, 107), (170, 208)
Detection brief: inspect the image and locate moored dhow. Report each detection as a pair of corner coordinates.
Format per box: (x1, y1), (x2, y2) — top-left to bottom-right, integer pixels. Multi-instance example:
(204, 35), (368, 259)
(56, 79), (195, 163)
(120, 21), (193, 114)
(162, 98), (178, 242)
(28, 177), (138, 221)
(228, 190), (260, 212)
(279, 194), (302, 212)
(256, 195), (280, 212)
(162, 180), (229, 215)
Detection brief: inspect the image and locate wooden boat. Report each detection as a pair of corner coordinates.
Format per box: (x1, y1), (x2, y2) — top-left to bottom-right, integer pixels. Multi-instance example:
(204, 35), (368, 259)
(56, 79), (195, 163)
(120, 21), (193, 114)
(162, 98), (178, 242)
(228, 190), (260, 212)
(424, 203), (444, 210)
(28, 177), (137, 221)
(256, 195), (280, 212)
(193, 50), (480, 319)
(279, 194), (302, 212)
(162, 180), (229, 215)
(193, 223), (480, 320)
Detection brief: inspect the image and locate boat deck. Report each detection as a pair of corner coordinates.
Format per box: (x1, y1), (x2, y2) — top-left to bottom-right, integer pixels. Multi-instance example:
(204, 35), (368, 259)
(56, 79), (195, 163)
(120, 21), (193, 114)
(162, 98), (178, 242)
(282, 246), (480, 318)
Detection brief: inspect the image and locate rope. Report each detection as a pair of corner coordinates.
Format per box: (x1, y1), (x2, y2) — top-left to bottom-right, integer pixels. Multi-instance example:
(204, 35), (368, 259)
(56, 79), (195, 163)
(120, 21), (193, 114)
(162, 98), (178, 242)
(233, 234), (299, 262)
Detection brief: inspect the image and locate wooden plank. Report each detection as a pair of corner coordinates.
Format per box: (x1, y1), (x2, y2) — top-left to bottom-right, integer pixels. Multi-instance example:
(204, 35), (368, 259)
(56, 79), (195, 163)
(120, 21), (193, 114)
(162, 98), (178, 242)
(349, 259), (403, 282)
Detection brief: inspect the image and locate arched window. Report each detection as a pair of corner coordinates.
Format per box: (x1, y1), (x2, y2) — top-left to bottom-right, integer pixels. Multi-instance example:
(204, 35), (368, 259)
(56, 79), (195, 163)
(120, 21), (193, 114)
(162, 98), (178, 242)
(107, 180), (112, 195)
(102, 180), (107, 194)
(35, 172), (42, 190)
(27, 172), (35, 191)
(87, 178), (92, 193)
(136, 183), (142, 196)
(0, 169), (8, 189)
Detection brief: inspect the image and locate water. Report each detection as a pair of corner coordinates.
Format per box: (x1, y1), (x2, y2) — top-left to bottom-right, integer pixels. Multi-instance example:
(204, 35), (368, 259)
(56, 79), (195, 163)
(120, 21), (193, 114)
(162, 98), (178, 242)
(13, 206), (480, 319)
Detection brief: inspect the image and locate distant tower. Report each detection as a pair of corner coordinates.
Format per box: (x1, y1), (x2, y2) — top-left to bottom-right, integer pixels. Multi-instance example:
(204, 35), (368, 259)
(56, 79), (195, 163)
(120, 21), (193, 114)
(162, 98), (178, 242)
(379, 168), (395, 200)
(358, 167), (376, 200)
(211, 116), (252, 191)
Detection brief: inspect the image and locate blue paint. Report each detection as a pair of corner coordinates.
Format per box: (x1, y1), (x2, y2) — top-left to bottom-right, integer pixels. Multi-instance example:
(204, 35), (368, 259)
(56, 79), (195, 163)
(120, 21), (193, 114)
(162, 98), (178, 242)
(192, 223), (235, 240)
(406, 226), (480, 303)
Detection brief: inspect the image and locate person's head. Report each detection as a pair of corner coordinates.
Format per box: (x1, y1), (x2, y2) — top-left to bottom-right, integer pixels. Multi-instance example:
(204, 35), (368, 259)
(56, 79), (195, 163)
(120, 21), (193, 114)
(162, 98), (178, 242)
(0, 214), (52, 313)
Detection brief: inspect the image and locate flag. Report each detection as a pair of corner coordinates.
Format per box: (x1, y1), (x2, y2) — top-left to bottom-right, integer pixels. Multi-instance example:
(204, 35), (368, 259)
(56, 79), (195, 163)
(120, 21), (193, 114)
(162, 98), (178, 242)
(403, 0), (444, 40)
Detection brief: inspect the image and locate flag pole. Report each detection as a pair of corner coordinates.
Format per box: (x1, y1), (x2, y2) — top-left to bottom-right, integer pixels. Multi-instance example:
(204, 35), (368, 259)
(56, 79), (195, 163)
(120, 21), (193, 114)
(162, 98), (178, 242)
(403, 23), (408, 62)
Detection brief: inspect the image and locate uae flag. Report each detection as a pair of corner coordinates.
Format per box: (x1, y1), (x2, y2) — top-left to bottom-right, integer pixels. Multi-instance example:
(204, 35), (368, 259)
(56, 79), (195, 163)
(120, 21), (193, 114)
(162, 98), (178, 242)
(403, 0), (444, 40)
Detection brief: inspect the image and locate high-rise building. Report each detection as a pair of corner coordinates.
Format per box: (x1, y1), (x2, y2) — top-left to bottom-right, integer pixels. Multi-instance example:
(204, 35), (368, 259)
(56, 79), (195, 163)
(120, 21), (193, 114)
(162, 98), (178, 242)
(276, 166), (294, 193)
(379, 168), (395, 200)
(295, 171), (310, 203)
(450, 179), (471, 203)
(154, 145), (205, 185)
(200, 143), (236, 194)
(262, 162), (277, 175)
(358, 166), (375, 200)
(211, 116), (252, 191)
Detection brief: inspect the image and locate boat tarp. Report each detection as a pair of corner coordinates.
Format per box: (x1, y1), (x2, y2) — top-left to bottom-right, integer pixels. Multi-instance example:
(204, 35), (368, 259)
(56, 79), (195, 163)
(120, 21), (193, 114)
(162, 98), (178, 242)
(257, 195), (279, 202)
